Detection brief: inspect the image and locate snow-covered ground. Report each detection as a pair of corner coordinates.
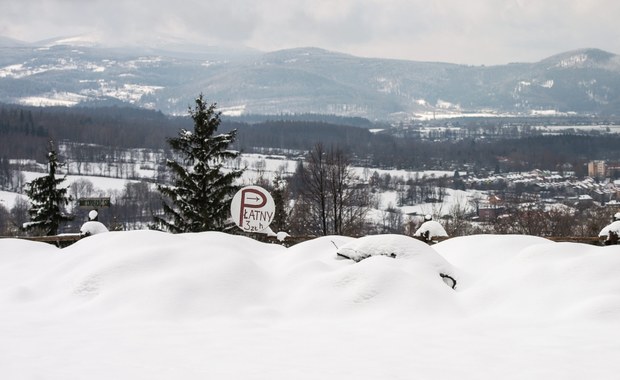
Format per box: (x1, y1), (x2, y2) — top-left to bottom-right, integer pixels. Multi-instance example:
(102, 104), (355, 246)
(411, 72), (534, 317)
(20, 172), (136, 193)
(0, 190), (26, 210)
(1, 153), (476, 221)
(1, 231), (619, 379)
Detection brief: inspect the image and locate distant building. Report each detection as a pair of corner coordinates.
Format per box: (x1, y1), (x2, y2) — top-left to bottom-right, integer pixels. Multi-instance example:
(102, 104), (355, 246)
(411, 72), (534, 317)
(588, 160), (620, 180)
(478, 194), (505, 222)
(577, 194), (595, 206)
(588, 160), (606, 179)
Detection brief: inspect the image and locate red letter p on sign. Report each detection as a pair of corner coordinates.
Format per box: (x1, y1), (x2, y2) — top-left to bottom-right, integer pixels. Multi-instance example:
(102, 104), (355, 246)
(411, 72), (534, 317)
(231, 186), (275, 232)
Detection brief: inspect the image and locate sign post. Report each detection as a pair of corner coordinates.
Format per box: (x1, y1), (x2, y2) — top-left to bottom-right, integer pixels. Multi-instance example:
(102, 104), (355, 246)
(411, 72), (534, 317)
(230, 186), (275, 233)
(78, 197), (111, 208)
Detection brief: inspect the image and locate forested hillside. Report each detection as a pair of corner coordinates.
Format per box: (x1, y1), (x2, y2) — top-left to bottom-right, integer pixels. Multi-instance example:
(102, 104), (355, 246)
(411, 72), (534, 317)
(2, 103), (620, 173)
(0, 104), (187, 158)
(3, 43), (620, 119)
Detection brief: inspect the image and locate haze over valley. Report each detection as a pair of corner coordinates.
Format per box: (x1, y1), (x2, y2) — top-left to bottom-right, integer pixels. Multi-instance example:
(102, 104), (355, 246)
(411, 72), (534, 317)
(2, 35), (620, 121)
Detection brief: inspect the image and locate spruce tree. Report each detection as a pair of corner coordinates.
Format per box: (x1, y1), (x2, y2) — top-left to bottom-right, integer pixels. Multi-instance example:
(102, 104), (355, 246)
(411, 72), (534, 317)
(154, 94), (243, 233)
(24, 141), (72, 236)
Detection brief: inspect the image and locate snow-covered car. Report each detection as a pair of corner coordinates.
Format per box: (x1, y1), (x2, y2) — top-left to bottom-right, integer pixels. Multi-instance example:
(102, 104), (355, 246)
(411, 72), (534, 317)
(335, 234), (458, 289)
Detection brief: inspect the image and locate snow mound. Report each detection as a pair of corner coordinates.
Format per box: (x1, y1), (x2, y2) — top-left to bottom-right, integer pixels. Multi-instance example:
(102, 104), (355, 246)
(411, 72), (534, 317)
(53, 230), (281, 319)
(414, 220), (448, 239)
(2, 232), (620, 379)
(2, 232), (619, 321)
(599, 220), (620, 236)
(336, 234), (437, 261)
(80, 221), (109, 236)
(336, 234), (458, 288)
(0, 232), (466, 320)
(435, 234), (552, 276)
(436, 235), (620, 319)
(0, 238), (59, 291)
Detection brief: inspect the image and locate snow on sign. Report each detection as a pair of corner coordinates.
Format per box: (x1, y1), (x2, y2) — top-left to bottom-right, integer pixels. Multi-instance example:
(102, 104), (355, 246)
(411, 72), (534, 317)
(231, 186), (275, 233)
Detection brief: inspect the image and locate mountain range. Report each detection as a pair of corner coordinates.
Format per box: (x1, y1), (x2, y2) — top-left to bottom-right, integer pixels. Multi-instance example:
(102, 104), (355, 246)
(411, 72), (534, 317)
(1, 36), (620, 121)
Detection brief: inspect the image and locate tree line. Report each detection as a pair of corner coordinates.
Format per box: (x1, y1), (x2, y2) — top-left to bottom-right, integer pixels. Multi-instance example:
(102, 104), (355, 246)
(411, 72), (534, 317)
(0, 128), (614, 241)
(1, 96), (377, 238)
(3, 99), (620, 240)
(3, 102), (620, 174)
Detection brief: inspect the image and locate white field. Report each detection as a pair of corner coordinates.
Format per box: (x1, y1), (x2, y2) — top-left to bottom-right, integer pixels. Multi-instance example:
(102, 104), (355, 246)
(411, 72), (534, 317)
(2, 153), (474, 220)
(1, 232), (619, 379)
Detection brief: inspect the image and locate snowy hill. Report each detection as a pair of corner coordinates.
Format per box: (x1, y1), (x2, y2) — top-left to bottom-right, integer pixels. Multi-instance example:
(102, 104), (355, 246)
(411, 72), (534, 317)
(1, 39), (620, 120)
(1, 231), (619, 379)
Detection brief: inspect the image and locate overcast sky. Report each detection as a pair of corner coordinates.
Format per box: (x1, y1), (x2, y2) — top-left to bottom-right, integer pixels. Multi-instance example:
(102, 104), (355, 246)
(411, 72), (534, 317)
(2, 0), (620, 65)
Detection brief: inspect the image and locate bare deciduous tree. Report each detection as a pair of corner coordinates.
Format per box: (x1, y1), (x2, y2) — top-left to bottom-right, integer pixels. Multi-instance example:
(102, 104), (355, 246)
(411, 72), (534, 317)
(290, 143), (370, 236)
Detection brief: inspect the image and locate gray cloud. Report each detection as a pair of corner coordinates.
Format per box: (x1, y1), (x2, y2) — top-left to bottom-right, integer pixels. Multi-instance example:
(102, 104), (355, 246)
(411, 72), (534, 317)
(2, 0), (620, 64)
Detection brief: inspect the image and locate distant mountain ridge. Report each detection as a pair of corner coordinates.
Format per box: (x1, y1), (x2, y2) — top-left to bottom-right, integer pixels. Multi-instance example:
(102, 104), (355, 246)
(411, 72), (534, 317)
(1, 36), (619, 121)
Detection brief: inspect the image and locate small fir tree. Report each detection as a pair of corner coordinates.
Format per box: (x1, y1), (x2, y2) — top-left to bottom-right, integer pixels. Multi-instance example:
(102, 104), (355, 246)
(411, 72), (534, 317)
(24, 141), (72, 235)
(154, 94), (243, 233)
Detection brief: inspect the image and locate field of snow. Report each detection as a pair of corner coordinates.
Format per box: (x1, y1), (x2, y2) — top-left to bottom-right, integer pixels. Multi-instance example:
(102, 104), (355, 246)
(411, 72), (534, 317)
(1, 154), (471, 222)
(21, 172), (136, 193)
(0, 190), (26, 210)
(1, 231), (619, 379)
(538, 125), (620, 134)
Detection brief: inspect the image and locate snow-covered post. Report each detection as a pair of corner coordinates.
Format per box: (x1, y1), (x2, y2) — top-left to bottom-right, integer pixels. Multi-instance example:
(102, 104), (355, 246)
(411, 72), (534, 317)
(79, 210), (109, 237)
(413, 214), (448, 244)
(599, 219), (620, 245)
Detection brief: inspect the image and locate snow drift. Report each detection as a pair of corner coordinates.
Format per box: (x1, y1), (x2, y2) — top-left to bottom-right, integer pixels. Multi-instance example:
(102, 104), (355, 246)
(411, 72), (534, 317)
(1, 231), (620, 379)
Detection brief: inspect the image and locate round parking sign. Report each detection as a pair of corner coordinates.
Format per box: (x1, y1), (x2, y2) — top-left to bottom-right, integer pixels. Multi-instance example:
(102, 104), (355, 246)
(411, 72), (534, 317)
(230, 186), (275, 232)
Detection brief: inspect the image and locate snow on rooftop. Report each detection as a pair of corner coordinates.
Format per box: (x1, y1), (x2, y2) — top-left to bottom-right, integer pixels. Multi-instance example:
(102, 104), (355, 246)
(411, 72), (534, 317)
(1, 231), (620, 379)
